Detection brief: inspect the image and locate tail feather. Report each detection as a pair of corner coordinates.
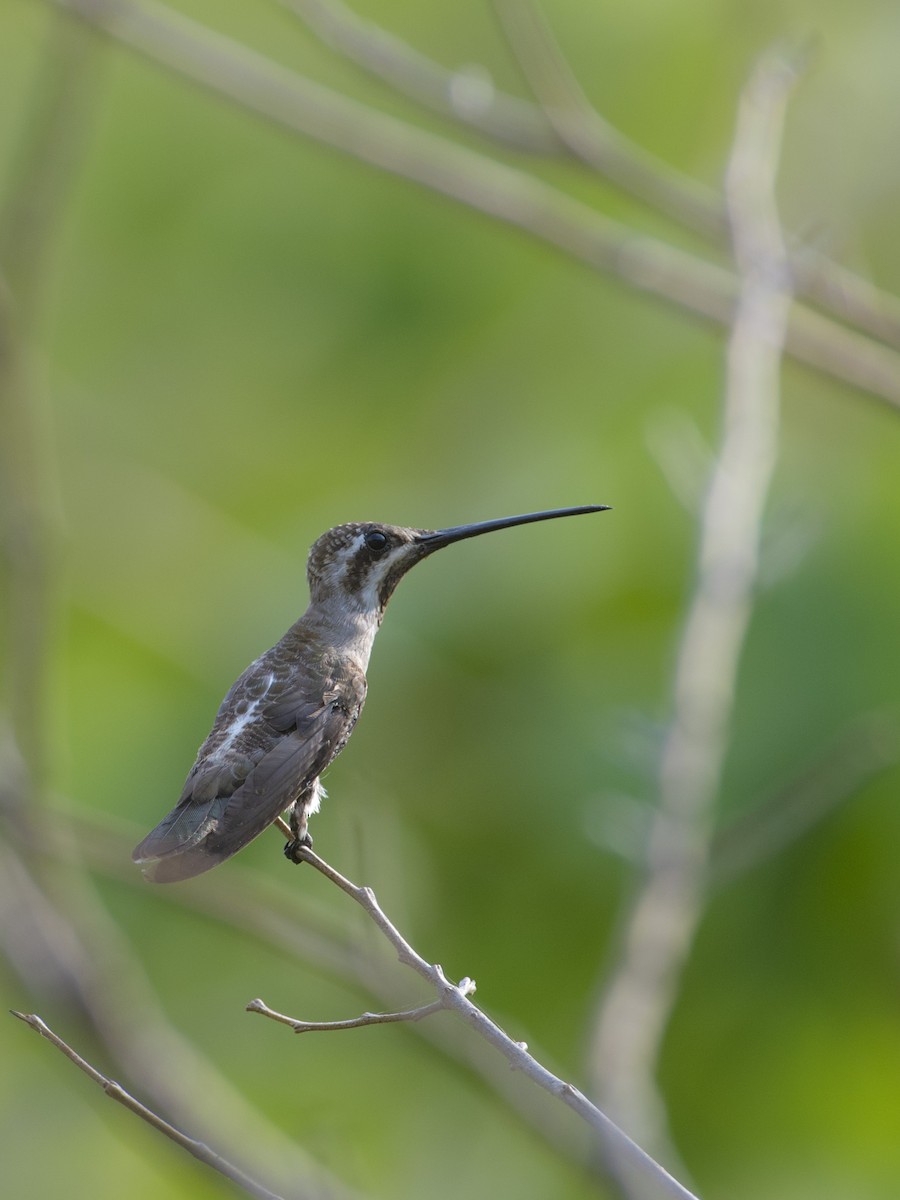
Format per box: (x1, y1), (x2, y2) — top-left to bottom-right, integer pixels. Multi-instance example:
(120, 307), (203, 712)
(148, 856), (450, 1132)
(132, 798), (223, 882)
(135, 843), (228, 883)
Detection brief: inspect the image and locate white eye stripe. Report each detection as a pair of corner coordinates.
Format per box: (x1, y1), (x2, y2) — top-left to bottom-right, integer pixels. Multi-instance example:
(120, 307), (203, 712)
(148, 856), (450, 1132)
(340, 534), (367, 561)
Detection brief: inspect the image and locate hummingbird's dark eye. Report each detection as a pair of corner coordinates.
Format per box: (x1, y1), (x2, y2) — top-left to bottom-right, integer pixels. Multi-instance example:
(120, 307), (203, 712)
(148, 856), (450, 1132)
(364, 530), (388, 553)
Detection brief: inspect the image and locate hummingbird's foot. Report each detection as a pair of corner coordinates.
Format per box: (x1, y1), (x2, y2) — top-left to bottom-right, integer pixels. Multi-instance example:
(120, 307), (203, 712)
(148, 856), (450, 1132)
(284, 832), (314, 864)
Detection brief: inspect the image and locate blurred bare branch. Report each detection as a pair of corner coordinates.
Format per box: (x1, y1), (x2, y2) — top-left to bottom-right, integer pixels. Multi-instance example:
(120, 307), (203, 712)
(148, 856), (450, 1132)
(282, 0), (900, 351)
(0, 18), (98, 317)
(588, 47), (798, 1186)
(492, 0), (724, 237)
(0, 13), (100, 798)
(47, 0), (900, 410)
(12, 1011), (287, 1200)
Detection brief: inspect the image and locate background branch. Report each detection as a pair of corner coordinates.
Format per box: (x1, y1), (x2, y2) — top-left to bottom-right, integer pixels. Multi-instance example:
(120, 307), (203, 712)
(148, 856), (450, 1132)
(0, 12), (100, 801)
(0, 17), (365, 1199)
(276, 0), (558, 151)
(588, 47), (797, 1184)
(492, 0), (725, 238)
(492, 0), (900, 349)
(50, 0), (900, 410)
(282, 0), (900, 351)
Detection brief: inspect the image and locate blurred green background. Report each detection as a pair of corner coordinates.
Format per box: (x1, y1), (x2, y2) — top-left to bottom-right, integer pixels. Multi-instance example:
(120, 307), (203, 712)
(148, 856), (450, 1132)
(3, 1), (900, 1198)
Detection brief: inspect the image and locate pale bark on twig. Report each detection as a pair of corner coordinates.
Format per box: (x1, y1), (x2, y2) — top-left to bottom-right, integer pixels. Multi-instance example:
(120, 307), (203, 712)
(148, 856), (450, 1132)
(247, 994), (448, 1032)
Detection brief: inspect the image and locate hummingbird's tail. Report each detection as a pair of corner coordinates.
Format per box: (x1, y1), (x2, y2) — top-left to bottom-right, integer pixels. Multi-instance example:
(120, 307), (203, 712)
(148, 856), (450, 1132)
(132, 798), (225, 882)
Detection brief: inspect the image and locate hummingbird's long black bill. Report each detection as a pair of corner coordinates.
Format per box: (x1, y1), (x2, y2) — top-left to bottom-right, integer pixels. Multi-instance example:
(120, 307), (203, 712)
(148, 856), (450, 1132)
(416, 505), (611, 550)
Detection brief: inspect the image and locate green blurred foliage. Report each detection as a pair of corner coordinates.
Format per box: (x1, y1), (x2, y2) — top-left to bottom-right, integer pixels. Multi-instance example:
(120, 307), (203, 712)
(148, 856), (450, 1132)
(2, 1), (900, 1198)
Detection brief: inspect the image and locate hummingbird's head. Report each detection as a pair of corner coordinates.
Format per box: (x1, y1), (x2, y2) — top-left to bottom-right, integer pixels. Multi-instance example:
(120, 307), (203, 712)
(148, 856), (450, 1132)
(305, 506), (611, 621)
(306, 523), (430, 618)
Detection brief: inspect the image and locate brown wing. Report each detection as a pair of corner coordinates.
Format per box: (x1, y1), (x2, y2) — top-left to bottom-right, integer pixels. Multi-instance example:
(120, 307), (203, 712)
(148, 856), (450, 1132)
(133, 668), (365, 883)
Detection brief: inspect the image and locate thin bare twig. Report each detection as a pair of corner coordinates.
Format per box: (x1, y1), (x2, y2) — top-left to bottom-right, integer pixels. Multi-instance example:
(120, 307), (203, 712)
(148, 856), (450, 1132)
(267, 841), (701, 1200)
(49, 0), (900, 409)
(11, 1012), (287, 1200)
(247, 994), (447, 1032)
(588, 48), (798, 1183)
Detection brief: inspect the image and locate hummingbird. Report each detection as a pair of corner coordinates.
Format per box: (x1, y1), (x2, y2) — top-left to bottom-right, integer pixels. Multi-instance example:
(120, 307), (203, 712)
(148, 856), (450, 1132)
(132, 506), (609, 882)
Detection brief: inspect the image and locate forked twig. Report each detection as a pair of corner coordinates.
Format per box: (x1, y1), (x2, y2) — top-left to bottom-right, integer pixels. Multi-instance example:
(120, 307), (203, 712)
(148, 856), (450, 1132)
(493, 0), (900, 349)
(276, 0), (558, 151)
(282, 0), (900, 350)
(48, 0), (900, 409)
(263, 830), (702, 1200)
(492, 0), (724, 238)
